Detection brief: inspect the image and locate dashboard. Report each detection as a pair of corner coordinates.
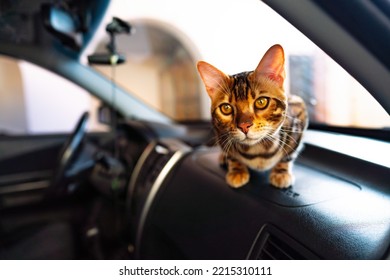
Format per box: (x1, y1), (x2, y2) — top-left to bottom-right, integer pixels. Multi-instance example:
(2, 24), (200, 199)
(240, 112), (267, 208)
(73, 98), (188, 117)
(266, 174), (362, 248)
(117, 121), (390, 260)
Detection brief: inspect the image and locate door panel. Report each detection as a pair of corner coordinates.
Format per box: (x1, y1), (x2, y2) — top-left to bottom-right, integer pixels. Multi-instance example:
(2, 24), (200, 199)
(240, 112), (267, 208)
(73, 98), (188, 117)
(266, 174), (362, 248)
(0, 135), (65, 175)
(0, 134), (67, 208)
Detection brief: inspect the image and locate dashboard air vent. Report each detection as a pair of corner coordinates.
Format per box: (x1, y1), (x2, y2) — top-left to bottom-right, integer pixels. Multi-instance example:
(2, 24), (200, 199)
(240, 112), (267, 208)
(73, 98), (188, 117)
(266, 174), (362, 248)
(248, 224), (319, 260)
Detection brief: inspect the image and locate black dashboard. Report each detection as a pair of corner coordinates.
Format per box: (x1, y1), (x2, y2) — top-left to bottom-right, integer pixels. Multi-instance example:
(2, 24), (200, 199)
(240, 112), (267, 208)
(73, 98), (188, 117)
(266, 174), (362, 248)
(119, 121), (390, 260)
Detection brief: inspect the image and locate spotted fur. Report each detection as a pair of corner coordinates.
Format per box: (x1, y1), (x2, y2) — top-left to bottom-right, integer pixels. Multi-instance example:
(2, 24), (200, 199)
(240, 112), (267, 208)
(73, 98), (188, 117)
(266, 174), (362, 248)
(197, 44), (308, 188)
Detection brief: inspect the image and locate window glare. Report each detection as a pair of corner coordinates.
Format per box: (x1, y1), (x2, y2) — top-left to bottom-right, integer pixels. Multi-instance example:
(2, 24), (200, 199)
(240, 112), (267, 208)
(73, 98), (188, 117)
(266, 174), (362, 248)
(87, 0), (389, 128)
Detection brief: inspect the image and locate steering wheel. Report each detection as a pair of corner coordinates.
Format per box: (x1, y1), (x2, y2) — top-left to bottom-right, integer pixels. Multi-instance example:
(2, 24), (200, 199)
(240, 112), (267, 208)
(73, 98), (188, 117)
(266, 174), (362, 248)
(49, 112), (89, 195)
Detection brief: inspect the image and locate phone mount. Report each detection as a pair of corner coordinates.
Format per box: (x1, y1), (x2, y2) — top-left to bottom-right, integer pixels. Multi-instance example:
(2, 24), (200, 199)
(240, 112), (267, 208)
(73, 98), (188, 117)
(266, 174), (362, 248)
(88, 17), (133, 65)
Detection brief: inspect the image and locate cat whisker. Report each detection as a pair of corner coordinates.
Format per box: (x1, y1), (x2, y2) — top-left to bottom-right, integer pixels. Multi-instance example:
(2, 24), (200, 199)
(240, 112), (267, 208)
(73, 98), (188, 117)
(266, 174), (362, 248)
(268, 134), (292, 158)
(217, 132), (238, 157)
(262, 127), (298, 157)
(282, 132), (300, 146)
(280, 128), (304, 134)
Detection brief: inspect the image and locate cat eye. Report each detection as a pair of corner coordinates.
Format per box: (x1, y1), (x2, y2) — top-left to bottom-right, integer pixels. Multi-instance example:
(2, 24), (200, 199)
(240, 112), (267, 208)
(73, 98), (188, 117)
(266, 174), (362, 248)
(220, 103), (233, 115)
(254, 97), (269, 110)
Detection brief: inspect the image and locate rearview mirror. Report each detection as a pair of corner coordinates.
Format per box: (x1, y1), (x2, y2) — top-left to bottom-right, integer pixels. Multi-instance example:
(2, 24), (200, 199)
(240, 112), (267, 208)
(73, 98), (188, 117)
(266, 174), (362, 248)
(41, 4), (83, 51)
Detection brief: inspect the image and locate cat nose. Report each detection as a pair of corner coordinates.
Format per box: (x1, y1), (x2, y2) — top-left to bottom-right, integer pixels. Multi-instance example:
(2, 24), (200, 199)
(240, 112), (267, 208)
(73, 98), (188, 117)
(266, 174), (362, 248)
(238, 121), (253, 134)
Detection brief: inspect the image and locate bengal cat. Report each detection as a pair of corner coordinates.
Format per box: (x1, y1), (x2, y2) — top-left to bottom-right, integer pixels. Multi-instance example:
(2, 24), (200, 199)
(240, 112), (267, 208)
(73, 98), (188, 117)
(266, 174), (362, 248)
(197, 44), (308, 189)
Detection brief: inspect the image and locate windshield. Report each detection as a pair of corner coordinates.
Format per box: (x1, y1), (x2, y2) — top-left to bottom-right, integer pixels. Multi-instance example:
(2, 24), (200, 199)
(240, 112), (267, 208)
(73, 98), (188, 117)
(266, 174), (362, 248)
(86, 0), (389, 129)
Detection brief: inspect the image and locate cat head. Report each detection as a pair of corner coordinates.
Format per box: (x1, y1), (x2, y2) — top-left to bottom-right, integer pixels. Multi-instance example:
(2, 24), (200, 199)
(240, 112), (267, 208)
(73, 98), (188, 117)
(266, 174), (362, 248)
(197, 44), (287, 146)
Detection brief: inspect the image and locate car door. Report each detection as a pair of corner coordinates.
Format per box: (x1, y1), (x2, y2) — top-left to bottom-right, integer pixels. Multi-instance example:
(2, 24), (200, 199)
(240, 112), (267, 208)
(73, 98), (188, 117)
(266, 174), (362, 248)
(0, 55), (110, 259)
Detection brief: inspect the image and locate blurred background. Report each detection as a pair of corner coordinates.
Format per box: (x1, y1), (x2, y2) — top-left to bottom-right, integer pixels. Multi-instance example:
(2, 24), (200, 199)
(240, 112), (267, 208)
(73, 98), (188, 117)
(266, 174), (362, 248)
(1, 0), (389, 135)
(86, 0), (390, 127)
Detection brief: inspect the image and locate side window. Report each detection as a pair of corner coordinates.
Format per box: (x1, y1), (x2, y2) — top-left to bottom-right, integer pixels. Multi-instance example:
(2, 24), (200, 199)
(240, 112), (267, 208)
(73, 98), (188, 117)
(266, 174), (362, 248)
(0, 55), (106, 135)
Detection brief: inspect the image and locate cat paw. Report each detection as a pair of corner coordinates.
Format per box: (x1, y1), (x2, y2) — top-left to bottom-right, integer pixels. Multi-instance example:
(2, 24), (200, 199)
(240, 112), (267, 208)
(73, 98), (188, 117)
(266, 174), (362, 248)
(226, 171), (250, 188)
(269, 171), (294, 189)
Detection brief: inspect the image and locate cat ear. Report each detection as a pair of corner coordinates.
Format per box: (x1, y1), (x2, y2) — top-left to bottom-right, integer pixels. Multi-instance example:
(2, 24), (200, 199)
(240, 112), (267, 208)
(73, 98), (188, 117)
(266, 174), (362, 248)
(254, 44), (285, 87)
(197, 61), (229, 98)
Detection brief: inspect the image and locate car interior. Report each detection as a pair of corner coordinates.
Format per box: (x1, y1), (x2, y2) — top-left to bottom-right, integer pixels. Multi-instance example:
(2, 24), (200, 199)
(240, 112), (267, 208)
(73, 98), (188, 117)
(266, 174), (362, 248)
(0, 0), (389, 260)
